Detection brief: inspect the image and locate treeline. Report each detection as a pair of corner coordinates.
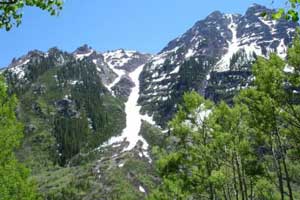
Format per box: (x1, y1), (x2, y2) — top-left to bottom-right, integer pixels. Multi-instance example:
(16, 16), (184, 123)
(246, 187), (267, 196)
(149, 32), (300, 199)
(53, 58), (126, 165)
(54, 113), (89, 166)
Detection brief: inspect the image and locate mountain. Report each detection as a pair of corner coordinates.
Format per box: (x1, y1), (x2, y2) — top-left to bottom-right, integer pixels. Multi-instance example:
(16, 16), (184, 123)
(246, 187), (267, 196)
(139, 4), (297, 127)
(2, 4), (298, 200)
(3, 46), (156, 199)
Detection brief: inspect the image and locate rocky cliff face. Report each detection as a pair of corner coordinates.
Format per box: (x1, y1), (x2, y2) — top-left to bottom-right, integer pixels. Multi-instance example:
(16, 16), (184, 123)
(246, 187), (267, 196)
(139, 4), (297, 127)
(3, 45), (151, 165)
(2, 4), (298, 200)
(3, 45), (154, 199)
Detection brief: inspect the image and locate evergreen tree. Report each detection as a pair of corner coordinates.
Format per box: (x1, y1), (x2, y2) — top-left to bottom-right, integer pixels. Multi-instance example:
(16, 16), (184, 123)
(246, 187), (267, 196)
(149, 92), (215, 199)
(0, 76), (39, 200)
(149, 29), (300, 200)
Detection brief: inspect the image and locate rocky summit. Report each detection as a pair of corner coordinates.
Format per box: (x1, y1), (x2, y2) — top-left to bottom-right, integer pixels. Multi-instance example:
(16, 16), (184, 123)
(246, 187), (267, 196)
(2, 4), (298, 200)
(139, 4), (297, 127)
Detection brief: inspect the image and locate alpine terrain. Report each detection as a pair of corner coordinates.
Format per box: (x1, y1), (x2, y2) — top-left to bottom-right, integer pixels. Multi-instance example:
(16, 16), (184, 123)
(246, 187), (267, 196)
(139, 4), (297, 127)
(1, 3), (298, 200)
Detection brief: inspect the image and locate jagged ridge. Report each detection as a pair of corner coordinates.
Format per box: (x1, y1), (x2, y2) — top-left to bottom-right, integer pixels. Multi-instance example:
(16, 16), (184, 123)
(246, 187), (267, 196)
(139, 4), (297, 127)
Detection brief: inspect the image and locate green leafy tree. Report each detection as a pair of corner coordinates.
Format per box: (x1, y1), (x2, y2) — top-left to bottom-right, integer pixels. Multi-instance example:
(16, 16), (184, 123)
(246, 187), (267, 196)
(150, 25), (300, 200)
(266, 0), (300, 22)
(0, 0), (63, 31)
(148, 92), (216, 199)
(0, 76), (39, 200)
(236, 33), (300, 199)
(237, 86), (288, 200)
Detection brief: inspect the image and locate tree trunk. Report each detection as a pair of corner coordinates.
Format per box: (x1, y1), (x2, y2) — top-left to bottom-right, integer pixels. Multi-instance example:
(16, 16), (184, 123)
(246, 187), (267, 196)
(232, 157), (239, 200)
(227, 184), (233, 200)
(222, 186), (228, 200)
(241, 161), (248, 199)
(235, 153), (245, 200)
(282, 157), (293, 200)
(250, 178), (254, 200)
(276, 133), (293, 200)
(271, 141), (285, 200)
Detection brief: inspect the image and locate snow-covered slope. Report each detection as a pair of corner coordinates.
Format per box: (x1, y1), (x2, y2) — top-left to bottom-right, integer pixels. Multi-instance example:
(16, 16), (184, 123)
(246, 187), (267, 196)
(104, 64), (155, 157)
(139, 4), (297, 127)
(7, 50), (46, 80)
(101, 49), (151, 96)
(104, 49), (151, 72)
(214, 14), (239, 71)
(4, 3), (297, 152)
(4, 45), (153, 156)
(73, 44), (94, 60)
(6, 45), (150, 94)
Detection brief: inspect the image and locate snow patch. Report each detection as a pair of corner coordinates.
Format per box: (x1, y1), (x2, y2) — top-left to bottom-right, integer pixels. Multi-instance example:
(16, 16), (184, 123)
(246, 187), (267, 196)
(107, 67), (126, 93)
(185, 49), (196, 59)
(284, 65), (294, 73)
(103, 49), (137, 69)
(74, 50), (94, 60)
(259, 17), (277, 34)
(103, 49), (144, 93)
(139, 186), (146, 193)
(277, 39), (287, 59)
(70, 80), (83, 85)
(9, 59), (30, 79)
(215, 15), (239, 72)
(103, 65), (154, 160)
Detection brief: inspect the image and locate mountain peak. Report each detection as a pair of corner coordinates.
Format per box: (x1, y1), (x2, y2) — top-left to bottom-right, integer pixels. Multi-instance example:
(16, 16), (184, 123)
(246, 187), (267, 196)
(74, 44), (94, 54)
(139, 3), (297, 127)
(206, 10), (224, 20)
(73, 44), (95, 60)
(245, 3), (271, 16)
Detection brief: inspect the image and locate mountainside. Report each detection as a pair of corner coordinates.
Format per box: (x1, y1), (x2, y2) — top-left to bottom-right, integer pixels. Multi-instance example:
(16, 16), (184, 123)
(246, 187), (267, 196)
(2, 4), (299, 200)
(5, 46), (129, 167)
(139, 4), (297, 127)
(3, 46), (157, 199)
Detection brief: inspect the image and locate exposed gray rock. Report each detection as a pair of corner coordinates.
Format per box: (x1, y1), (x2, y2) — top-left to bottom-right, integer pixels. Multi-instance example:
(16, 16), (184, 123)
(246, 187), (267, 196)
(112, 74), (135, 101)
(139, 4), (297, 127)
(32, 84), (46, 95)
(73, 44), (92, 55)
(103, 49), (151, 72)
(86, 51), (118, 86)
(24, 124), (37, 135)
(115, 51), (151, 72)
(55, 98), (79, 118)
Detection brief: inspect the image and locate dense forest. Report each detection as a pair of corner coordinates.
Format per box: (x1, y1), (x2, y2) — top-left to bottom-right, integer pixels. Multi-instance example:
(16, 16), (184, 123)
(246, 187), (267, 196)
(148, 31), (300, 200)
(1, 0), (300, 199)
(0, 76), (39, 200)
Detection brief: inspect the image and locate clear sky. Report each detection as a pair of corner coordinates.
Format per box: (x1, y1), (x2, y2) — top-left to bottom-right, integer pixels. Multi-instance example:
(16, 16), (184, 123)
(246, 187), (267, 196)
(0, 0), (285, 68)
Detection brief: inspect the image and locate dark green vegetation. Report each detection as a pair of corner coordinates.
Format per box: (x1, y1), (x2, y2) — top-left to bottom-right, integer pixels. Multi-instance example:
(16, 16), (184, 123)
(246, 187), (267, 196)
(139, 56), (216, 127)
(3, 48), (130, 199)
(28, 143), (157, 200)
(139, 121), (165, 147)
(0, 0), (63, 31)
(139, 4), (297, 131)
(149, 32), (300, 200)
(1, 1), (299, 199)
(268, 0), (300, 22)
(0, 76), (39, 200)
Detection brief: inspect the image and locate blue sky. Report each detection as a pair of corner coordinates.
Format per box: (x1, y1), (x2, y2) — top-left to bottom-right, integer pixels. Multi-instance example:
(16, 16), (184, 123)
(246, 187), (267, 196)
(0, 0), (284, 67)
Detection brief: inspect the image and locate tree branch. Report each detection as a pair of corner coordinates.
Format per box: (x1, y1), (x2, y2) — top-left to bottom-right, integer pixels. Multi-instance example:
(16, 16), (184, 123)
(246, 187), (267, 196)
(0, 0), (18, 5)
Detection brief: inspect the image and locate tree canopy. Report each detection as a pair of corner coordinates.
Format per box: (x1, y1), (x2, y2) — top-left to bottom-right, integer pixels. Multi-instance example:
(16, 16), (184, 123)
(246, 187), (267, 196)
(269, 0), (300, 21)
(0, 0), (63, 31)
(149, 31), (300, 200)
(0, 76), (39, 200)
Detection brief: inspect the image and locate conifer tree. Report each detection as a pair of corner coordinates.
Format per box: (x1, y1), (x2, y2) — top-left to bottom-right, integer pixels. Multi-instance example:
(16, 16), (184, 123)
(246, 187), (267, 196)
(149, 28), (300, 200)
(0, 76), (39, 200)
